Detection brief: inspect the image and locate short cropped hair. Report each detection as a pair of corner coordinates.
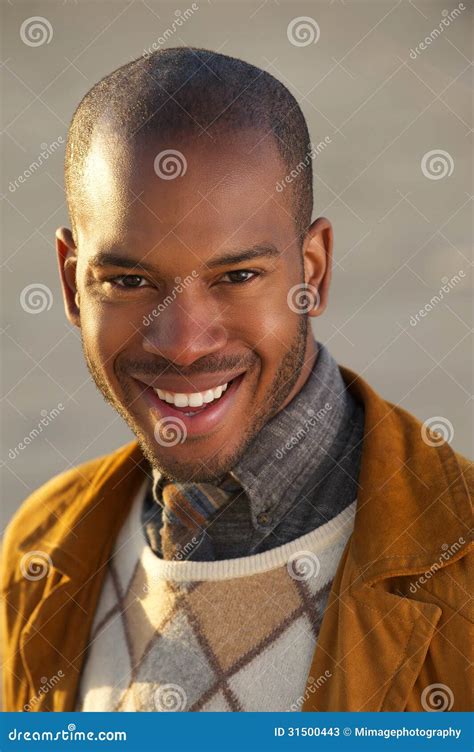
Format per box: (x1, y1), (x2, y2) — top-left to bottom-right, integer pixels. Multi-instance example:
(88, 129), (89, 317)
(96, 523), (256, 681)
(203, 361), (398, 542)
(65, 47), (313, 243)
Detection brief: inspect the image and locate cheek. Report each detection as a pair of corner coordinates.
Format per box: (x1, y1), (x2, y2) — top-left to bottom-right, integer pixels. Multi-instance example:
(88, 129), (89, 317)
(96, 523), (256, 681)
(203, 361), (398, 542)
(80, 301), (140, 374)
(232, 289), (303, 384)
(240, 285), (301, 347)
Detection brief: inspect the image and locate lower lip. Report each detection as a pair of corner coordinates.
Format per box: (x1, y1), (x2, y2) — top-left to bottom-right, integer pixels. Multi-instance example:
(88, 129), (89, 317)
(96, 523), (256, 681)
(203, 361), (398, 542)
(136, 373), (245, 438)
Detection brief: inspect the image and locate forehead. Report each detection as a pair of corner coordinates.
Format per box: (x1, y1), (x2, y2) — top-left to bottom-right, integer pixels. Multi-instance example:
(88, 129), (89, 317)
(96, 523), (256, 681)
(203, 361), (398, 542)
(76, 126), (297, 263)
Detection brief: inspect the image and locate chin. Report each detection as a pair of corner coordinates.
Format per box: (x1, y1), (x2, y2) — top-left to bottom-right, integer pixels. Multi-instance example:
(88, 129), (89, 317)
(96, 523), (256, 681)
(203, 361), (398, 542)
(135, 434), (237, 483)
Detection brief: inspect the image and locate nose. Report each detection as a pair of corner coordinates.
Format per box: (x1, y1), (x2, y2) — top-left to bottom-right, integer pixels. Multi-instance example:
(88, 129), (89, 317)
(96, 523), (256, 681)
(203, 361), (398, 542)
(142, 292), (228, 366)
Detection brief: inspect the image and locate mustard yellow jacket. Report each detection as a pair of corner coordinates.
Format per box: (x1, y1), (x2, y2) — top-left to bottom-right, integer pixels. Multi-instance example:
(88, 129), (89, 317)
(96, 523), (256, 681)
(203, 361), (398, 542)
(1, 369), (472, 712)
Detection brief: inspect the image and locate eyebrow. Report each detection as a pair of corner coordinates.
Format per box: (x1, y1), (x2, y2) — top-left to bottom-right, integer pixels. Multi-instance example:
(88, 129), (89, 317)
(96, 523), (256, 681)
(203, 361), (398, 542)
(206, 244), (281, 269)
(88, 244), (281, 273)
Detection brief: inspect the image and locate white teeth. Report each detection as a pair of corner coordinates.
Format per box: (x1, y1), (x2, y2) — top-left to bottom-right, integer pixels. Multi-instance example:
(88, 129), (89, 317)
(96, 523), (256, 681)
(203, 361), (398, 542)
(188, 393), (204, 407)
(154, 381), (230, 408)
(173, 393), (188, 407)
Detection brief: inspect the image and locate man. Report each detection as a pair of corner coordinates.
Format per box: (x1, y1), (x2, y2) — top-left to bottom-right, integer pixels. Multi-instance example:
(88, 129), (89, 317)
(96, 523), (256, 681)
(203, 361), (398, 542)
(1, 48), (472, 713)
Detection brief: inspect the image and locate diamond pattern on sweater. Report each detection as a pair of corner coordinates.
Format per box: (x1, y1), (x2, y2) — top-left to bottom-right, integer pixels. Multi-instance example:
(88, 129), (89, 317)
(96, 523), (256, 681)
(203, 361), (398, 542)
(199, 689), (233, 711)
(227, 615), (318, 712)
(76, 495), (356, 712)
(78, 558), (333, 711)
(185, 567), (302, 672)
(127, 610), (216, 711)
(76, 588), (132, 712)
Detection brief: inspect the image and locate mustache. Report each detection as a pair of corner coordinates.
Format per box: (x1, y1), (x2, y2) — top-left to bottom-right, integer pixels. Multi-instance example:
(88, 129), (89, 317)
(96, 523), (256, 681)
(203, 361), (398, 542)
(117, 353), (256, 379)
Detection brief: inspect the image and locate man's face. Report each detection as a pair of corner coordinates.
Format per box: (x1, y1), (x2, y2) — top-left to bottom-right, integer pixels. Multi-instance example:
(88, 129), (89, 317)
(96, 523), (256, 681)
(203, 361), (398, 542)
(59, 127), (326, 482)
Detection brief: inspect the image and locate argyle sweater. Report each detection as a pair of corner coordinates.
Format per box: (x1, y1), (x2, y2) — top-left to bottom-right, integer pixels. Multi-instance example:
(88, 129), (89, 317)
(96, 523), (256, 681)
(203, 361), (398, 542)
(76, 482), (356, 712)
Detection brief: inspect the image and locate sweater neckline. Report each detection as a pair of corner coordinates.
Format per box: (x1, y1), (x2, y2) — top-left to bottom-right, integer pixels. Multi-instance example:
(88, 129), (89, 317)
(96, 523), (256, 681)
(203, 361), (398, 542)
(119, 480), (356, 582)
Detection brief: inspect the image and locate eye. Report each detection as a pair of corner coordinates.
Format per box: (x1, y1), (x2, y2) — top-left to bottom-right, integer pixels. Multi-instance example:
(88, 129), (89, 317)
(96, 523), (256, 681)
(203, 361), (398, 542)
(109, 274), (149, 288)
(220, 270), (259, 284)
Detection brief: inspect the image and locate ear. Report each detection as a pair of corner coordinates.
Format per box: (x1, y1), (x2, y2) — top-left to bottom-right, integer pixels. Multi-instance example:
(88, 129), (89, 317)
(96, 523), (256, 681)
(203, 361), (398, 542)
(56, 226), (80, 327)
(302, 216), (333, 317)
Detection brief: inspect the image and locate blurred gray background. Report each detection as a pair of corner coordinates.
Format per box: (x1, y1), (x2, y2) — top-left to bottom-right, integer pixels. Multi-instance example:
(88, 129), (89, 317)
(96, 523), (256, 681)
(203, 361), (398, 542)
(1, 0), (472, 530)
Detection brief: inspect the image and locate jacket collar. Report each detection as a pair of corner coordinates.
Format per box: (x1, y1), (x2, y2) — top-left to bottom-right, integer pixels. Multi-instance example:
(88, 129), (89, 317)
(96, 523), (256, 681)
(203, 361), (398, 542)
(340, 366), (471, 584)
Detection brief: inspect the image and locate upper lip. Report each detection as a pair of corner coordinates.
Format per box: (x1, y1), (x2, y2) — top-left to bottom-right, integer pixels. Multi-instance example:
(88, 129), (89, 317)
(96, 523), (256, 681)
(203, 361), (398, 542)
(133, 369), (246, 394)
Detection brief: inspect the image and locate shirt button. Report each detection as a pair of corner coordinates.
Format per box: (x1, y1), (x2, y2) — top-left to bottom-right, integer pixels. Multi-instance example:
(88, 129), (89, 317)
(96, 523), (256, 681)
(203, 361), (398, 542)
(257, 512), (272, 526)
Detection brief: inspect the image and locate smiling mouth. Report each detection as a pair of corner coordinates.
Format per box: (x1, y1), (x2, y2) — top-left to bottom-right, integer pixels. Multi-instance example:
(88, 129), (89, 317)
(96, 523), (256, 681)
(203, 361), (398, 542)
(153, 375), (241, 416)
(135, 372), (246, 436)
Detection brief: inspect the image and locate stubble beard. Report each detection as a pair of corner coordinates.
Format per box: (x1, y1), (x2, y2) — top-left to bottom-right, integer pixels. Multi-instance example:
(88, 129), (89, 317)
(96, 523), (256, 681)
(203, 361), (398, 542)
(81, 314), (309, 482)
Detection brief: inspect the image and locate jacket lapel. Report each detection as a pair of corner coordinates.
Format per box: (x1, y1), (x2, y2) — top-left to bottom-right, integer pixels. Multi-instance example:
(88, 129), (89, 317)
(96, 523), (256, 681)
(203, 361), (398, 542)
(19, 442), (149, 711)
(304, 367), (472, 711)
